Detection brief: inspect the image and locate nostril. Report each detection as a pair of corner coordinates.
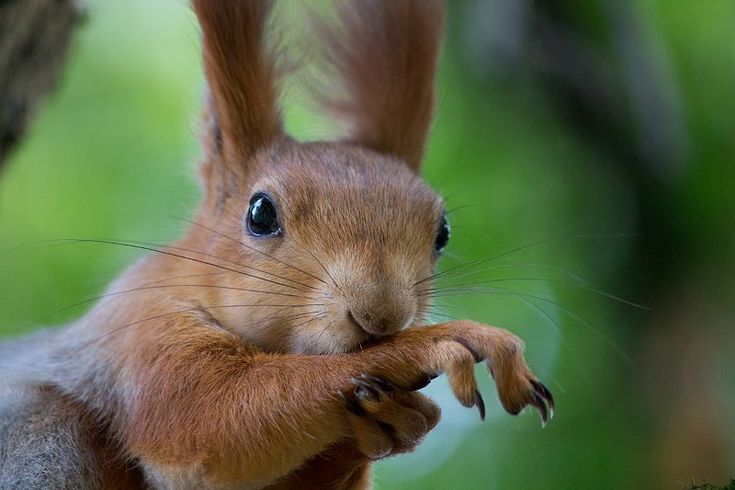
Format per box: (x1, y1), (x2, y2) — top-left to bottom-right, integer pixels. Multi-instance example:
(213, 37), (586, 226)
(348, 309), (403, 337)
(347, 310), (376, 335)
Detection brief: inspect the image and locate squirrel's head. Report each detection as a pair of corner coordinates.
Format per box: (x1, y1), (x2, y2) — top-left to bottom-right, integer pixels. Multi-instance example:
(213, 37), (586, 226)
(183, 0), (447, 354)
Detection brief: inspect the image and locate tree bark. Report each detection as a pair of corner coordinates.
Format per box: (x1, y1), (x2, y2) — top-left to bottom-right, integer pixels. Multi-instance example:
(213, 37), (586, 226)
(0, 0), (84, 171)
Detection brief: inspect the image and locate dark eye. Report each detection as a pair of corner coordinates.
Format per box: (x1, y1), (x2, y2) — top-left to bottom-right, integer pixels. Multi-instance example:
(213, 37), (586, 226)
(246, 193), (281, 237)
(434, 213), (450, 253)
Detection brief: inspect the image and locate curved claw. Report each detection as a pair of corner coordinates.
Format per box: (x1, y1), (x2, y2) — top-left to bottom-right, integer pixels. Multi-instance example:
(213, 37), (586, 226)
(530, 379), (555, 413)
(529, 379), (555, 425)
(351, 376), (380, 402)
(525, 379), (555, 427)
(530, 391), (550, 427)
(475, 389), (486, 422)
(341, 391), (366, 416)
(359, 373), (395, 393)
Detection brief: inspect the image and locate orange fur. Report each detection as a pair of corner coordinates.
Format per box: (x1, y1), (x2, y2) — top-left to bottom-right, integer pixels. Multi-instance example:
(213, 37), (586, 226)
(1, 1), (554, 488)
(316, 0), (445, 171)
(193, 0), (282, 205)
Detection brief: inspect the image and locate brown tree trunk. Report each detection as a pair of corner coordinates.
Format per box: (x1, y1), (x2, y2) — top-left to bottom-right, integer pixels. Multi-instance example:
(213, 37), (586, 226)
(0, 0), (84, 171)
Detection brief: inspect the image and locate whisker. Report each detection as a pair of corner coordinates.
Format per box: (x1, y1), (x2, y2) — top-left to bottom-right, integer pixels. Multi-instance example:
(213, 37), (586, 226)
(145, 271), (227, 285)
(0, 239), (78, 257)
(414, 233), (639, 287)
(298, 313), (330, 340)
(52, 283), (323, 317)
(420, 276), (649, 310)
(45, 238), (312, 294)
(433, 260), (589, 286)
(417, 302), (464, 315)
(503, 293), (593, 387)
(501, 289), (563, 336)
(510, 289), (634, 366)
(425, 285), (634, 365)
(303, 247), (341, 291)
(296, 313), (327, 331)
(498, 290), (591, 381)
(246, 310), (327, 337)
(414, 301), (469, 325)
(172, 217), (328, 288)
(72, 302), (326, 354)
(415, 310), (455, 324)
(312, 318), (336, 348)
(122, 238), (319, 293)
(293, 316), (330, 347)
(41, 271), (224, 321)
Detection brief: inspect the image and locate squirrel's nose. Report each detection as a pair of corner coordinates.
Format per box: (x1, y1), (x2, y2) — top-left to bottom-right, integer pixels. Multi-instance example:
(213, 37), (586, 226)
(339, 264), (417, 337)
(347, 294), (414, 337)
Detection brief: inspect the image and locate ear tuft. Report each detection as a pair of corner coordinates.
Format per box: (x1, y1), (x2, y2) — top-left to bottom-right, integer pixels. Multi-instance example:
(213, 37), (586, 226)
(192, 0), (283, 164)
(315, 0), (445, 172)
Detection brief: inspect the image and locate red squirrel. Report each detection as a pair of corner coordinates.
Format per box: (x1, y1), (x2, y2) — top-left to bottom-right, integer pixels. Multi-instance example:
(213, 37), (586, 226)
(0, 1), (554, 488)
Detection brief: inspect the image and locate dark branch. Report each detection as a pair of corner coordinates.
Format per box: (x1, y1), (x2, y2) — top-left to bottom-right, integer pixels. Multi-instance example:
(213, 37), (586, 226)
(0, 0), (84, 171)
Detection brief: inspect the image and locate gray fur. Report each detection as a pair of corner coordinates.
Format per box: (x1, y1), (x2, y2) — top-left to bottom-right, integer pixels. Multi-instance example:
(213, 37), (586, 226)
(0, 329), (140, 489)
(0, 382), (102, 489)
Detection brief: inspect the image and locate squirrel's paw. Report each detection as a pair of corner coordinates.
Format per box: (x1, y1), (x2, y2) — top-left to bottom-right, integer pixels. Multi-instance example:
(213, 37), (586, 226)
(447, 322), (555, 426)
(342, 374), (440, 460)
(494, 367), (555, 426)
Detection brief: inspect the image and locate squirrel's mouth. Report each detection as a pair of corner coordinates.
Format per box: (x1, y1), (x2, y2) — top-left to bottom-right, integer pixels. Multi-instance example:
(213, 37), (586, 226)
(346, 311), (366, 334)
(338, 317), (377, 354)
(340, 335), (377, 355)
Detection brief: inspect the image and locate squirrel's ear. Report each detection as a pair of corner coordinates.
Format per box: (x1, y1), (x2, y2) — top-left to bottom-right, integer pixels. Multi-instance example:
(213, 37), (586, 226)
(192, 0), (282, 168)
(317, 0), (445, 173)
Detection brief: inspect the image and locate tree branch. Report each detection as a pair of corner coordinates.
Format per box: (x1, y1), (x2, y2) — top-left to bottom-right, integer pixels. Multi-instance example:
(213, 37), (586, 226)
(0, 0), (84, 171)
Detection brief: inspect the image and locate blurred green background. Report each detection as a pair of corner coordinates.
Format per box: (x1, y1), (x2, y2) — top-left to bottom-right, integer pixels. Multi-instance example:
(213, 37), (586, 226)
(1, 1), (734, 488)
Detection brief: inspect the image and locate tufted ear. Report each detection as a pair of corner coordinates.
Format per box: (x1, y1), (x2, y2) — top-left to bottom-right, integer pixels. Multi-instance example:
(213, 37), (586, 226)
(317, 0), (445, 173)
(192, 0), (282, 175)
